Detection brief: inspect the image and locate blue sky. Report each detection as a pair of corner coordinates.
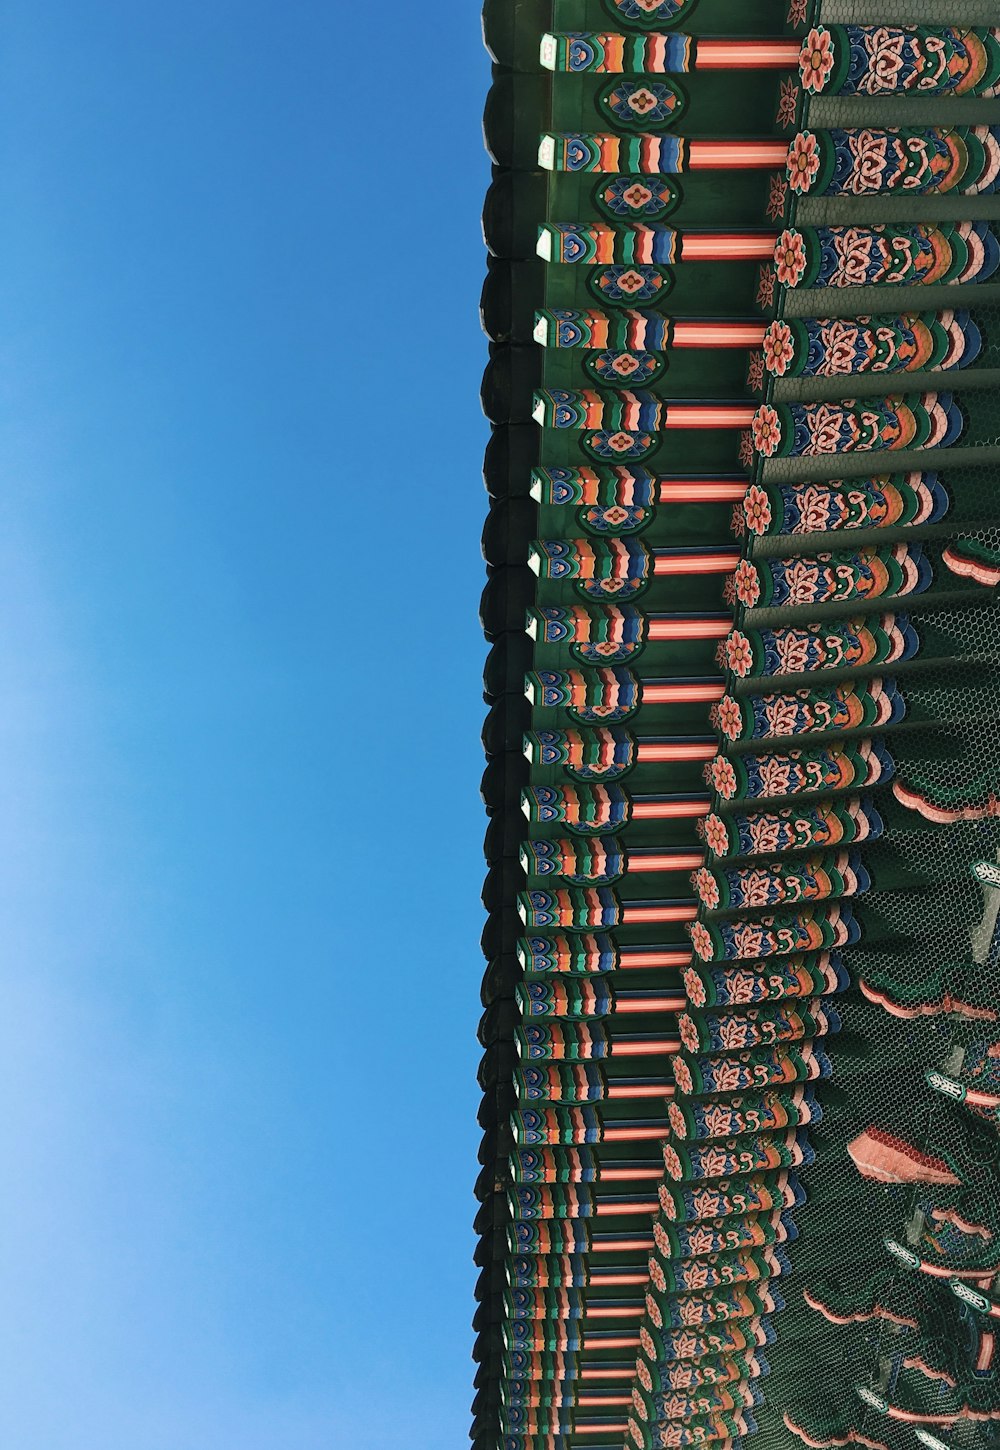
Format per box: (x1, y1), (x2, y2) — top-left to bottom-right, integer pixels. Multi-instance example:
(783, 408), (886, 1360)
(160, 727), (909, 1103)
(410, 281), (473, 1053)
(0, 3), (491, 1445)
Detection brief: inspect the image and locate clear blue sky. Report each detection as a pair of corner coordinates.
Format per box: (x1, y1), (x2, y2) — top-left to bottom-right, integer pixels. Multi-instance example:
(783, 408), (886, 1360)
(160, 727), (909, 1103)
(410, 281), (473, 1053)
(0, 4), (491, 1445)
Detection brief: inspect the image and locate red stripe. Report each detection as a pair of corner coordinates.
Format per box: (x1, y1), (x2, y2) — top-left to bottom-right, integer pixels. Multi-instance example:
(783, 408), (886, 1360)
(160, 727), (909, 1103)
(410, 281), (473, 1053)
(673, 321), (767, 346)
(659, 480), (749, 503)
(688, 140), (788, 168)
(629, 854), (703, 873)
(637, 741), (716, 761)
(696, 40), (800, 69)
(647, 618), (732, 639)
(645, 682), (725, 703)
(621, 947), (692, 965)
(680, 234), (778, 261)
(653, 553), (738, 576)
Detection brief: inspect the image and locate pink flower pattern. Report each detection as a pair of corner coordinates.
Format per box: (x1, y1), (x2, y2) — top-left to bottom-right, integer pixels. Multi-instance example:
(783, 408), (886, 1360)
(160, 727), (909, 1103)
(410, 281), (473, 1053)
(786, 131), (821, 194)
(762, 320), (796, 377)
(774, 229), (807, 287)
(707, 756), (738, 800)
(861, 27), (908, 95)
(689, 921), (714, 962)
(725, 970), (762, 1005)
(799, 27), (835, 93)
(831, 226), (876, 287)
(766, 172), (789, 221)
(801, 402), (852, 456)
(662, 1143), (684, 1179)
(775, 631), (815, 674)
(672, 1057), (694, 1094)
(693, 867), (721, 911)
(845, 128), (891, 196)
(756, 265), (777, 309)
(697, 1146), (731, 1180)
(702, 1103), (736, 1138)
(725, 630), (755, 678)
(734, 559), (762, 606)
(743, 484), (772, 536)
(746, 351), (766, 392)
(679, 1014), (701, 1053)
(782, 557), (823, 605)
(751, 404), (782, 458)
(730, 924), (765, 960)
(714, 695), (743, 741)
(683, 968), (708, 1009)
(815, 317), (864, 376)
(776, 76), (800, 129)
(703, 813), (731, 857)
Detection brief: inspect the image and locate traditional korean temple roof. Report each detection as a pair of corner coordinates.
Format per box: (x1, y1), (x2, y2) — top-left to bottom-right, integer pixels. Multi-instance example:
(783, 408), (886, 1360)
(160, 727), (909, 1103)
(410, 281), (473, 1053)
(474, 4), (1000, 1450)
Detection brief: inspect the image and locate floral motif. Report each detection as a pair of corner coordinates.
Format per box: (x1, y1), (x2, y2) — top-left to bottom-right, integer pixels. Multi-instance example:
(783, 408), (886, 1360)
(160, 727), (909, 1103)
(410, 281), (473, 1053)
(831, 226), (877, 286)
(714, 696), (743, 742)
(693, 866), (721, 911)
(608, 431), (640, 453)
(730, 924), (766, 961)
(775, 229), (807, 287)
(776, 76), (800, 129)
(689, 922), (715, 962)
(801, 483), (843, 531)
(862, 26), (908, 95)
(738, 430), (755, 469)
(815, 318), (868, 377)
(743, 485), (772, 536)
(683, 969), (708, 1009)
(649, 1257), (667, 1293)
(706, 1059), (746, 1093)
(741, 870), (779, 907)
(801, 402), (855, 456)
(725, 970), (763, 1006)
(786, 131), (821, 194)
(678, 1295), (709, 1326)
(782, 557), (823, 604)
(707, 756), (739, 801)
(702, 814), (731, 857)
(774, 631), (815, 674)
(718, 1016), (752, 1050)
(786, 0), (808, 23)
(846, 127), (891, 196)
(756, 265), (776, 309)
(762, 321), (796, 377)
(624, 182), (655, 209)
(725, 630), (755, 678)
(684, 1226), (718, 1258)
(747, 816), (783, 855)
(799, 28), (835, 92)
(733, 559), (762, 607)
(702, 1103), (737, 1137)
(751, 405), (782, 458)
(673, 1056), (695, 1093)
(678, 1016), (701, 1053)
(627, 87), (660, 115)
(766, 173), (789, 221)
(616, 268), (654, 297)
(746, 352), (766, 392)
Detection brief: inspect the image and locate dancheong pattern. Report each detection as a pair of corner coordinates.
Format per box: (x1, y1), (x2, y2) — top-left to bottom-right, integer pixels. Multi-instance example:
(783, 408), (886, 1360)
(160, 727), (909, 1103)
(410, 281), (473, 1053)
(477, 6), (1000, 1450)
